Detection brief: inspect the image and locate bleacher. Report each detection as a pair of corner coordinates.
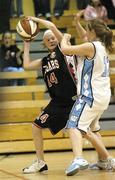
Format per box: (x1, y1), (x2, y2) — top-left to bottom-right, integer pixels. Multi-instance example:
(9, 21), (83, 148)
(0, 0), (115, 154)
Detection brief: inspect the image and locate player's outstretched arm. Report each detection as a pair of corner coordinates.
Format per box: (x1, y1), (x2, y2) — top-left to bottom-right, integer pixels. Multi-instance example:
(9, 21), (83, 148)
(74, 11), (88, 42)
(23, 41), (42, 70)
(26, 16), (63, 42)
(61, 33), (94, 58)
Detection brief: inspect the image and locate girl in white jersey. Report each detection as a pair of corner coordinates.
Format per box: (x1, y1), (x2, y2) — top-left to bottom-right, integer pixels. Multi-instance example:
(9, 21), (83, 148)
(61, 16), (115, 175)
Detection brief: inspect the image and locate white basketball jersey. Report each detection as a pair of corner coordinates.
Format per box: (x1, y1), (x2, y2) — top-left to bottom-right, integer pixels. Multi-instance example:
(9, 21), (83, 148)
(77, 41), (111, 110)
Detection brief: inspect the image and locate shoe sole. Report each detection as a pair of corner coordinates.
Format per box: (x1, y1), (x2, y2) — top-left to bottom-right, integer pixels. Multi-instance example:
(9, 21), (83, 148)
(66, 164), (89, 176)
(23, 170), (48, 174)
(40, 170), (48, 174)
(66, 167), (80, 176)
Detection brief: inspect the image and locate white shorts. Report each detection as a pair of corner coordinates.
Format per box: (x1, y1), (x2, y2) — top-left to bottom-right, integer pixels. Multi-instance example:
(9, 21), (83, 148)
(66, 97), (104, 133)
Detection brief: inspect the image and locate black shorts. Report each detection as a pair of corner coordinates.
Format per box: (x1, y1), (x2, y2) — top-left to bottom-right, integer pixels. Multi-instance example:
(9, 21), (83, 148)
(34, 99), (75, 135)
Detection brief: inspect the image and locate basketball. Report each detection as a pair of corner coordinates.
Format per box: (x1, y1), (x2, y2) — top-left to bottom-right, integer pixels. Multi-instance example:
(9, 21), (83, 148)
(16, 18), (39, 41)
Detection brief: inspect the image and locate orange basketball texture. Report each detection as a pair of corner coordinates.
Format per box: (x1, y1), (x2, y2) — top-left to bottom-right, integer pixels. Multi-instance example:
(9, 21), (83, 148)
(16, 18), (39, 41)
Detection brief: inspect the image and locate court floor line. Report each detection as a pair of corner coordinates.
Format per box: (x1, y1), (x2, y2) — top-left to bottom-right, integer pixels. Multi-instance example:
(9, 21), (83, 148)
(0, 169), (29, 180)
(0, 155), (9, 161)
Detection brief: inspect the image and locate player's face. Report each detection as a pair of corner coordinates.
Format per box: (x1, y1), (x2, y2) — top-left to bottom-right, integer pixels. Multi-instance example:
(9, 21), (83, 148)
(43, 32), (59, 51)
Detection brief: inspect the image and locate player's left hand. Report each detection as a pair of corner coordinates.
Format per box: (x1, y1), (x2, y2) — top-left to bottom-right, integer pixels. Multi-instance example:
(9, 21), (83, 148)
(63, 33), (71, 41)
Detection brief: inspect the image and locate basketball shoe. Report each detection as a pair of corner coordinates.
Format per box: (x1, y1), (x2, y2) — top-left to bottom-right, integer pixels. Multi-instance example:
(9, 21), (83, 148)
(65, 158), (89, 176)
(22, 159), (48, 174)
(89, 157), (115, 171)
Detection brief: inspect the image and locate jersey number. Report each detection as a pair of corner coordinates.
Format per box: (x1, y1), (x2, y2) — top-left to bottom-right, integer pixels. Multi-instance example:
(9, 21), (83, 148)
(47, 72), (58, 87)
(102, 56), (109, 77)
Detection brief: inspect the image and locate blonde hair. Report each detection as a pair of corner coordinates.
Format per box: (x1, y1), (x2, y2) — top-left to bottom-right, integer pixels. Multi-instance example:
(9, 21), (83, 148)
(43, 29), (53, 39)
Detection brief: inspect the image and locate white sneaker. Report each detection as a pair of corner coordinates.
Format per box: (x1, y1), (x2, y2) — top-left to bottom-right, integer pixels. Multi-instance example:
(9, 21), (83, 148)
(89, 160), (109, 170)
(107, 157), (115, 170)
(22, 160), (48, 174)
(89, 157), (115, 171)
(65, 158), (89, 176)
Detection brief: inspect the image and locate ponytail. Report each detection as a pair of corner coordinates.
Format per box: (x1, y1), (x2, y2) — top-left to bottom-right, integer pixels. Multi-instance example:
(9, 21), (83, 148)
(87, 19), (113, 53)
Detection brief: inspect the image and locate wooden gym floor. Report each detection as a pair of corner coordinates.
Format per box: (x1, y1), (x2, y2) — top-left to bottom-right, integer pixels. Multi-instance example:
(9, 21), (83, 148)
(0, 149), (115, 180)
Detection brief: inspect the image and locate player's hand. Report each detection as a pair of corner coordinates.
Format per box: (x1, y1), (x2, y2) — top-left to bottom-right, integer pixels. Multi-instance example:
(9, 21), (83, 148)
(74, 10), (84, 22)
(63, 33), (71, 41)
(25, 16), (39, 23)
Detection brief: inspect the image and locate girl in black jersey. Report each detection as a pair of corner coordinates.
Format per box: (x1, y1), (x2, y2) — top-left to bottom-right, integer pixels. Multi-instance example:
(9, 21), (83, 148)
(23, 18), (77, 174)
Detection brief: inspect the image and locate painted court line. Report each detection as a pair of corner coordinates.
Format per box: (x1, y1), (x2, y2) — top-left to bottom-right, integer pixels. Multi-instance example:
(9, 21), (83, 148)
(0, 169), (29, 180)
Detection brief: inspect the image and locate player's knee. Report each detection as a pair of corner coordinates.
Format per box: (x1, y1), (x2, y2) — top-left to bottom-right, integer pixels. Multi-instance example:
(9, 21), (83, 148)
(84, 131), (92, 139)
(32, 123), (41, 131)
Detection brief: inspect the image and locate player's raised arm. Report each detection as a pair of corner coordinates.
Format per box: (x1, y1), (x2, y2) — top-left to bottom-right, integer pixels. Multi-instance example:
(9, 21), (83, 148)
(27, 16), (63, 42)
(61, 33), (94, 58)
(74, 11), (88, 42)
(23, 41), (42, 70)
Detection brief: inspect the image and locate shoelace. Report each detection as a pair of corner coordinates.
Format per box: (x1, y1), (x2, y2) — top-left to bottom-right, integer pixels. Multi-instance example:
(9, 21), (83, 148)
(25, 160), (38, 170)
(107, 158), (115, 170)
(70, 158), (85, 165)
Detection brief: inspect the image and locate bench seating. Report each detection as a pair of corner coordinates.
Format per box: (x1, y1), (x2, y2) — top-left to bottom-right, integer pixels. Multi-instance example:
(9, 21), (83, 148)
(0, 71), (38, 85)
(0, 85), (46, 101)
(0, 99), (49, 123)
(0, 98), (115, 153)
(0, 128), (114, 153)
(0, 99), (65, 153)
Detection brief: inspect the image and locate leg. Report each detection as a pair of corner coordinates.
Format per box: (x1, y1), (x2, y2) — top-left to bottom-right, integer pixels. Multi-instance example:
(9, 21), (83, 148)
(23, 100), (61, 174)
(84, 131), (110, 160)
(10, 0), (17, 17)
(16, 0), (24, 17)
(69, 128), (82, 158)
(94, 131), (109, 159)
(65, 99), (90, 176)
(32, 124), (44, 161)
(33, 0), (43, 17)
(76, 0), (90, 10)
(85, 131), (115, 170)
(54, 0), (64, 17)
(63, 0), (70, 10)
(42, 0), (51, 14)
(23, 124), (48, 174)
(66, 128), (89, 176)
(42, 0), (51, 19)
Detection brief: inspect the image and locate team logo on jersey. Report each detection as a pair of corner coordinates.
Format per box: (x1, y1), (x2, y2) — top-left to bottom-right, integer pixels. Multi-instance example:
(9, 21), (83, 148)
(40, 113), (49, 123)
(50, 52), (56, 59)
(43, 60), (60, 74)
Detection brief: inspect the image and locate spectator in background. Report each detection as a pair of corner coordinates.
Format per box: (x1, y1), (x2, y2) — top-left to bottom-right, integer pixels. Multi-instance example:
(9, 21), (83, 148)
(112, 0), (115, 7)
(84, 0), (108, 21)
(54, 0), (71, 18)
(76, 0), (91, 10)
(33, 0), (51, 20)
(101, 0), (115, 20)
(53, 0), (65, 18)
(0, 0), (10, 33)
(53, 0), (90, 18)
(10, 0), (24, 18)
(0, 31), (24, 86)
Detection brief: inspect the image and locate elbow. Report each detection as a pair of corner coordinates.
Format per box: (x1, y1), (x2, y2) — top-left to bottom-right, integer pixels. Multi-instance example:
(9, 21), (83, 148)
(50, 23), (56, 30)
(61, 44), (67, 53)
(61, 46), (71, 55)
(61, 47), (67, 55)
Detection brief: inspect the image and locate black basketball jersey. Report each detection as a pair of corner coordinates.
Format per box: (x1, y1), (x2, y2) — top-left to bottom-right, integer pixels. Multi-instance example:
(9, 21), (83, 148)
(42, 45), (77, 103)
